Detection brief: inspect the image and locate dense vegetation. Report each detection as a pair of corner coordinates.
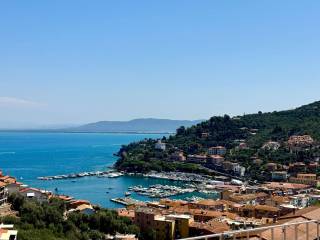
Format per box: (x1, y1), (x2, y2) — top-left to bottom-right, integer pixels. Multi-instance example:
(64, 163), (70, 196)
(115, 101), (320, 179)
(3, 194), (140, 240)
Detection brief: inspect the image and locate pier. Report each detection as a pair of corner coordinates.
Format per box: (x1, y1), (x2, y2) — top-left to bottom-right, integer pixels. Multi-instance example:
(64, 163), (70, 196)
(110, 197), (144, 206)
(37, 170), (123, 180)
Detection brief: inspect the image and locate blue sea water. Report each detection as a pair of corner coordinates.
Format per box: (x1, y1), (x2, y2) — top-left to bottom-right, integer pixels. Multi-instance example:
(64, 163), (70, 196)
(0, 132), (217, 208)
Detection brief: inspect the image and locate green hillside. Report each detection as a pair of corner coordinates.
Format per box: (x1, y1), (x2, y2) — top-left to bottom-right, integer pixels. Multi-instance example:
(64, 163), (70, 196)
(115, 101), (320, 179)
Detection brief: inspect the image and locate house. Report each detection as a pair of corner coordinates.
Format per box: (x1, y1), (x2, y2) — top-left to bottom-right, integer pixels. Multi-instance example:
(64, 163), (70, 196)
(170, 152), (186, 162)
(207, 146), (226, 155)
(265, 196), (290, 208)
(0, 182), (7, 206)
(262, 141), (280, 151)
(222, 161), (244, 175)
(238, 142), (249, 150)
(165, 214), (193, 239)
(186, 155), (207, 164)
(289, 194), (310, 208)
(271, 171), (288, 181)
(153, 215), (175, 240)
(206, 155), (224, 166)
(155, 140), (166, 151)
(289, 173), (318, 186)
(5, 182), (22, 195)
(288, 135), (314, 151)
(288, 162), (307, 173)
(105, 234), (138, 240)
(225, 192), (268, 205)
(189, 221), (230, 237)
(201, 133), (209, 138)
(68, 203), (95, 215)
(261, 182), (311, 195)
(239, 205), (280, 219)
(19, 188), (51, 203)
(265, 163), (278, 171)
(0, 224), (18, 240)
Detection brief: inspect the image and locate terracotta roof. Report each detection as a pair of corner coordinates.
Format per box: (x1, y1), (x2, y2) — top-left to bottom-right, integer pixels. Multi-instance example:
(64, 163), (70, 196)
(260, 217), (318, 240)
(269, 196), (290, 203)
(279, 206), (320, 220)
(262, 182), (310, 190)
(20, 187), (43, 193)
(196, 199), (220, 206)
(189, 221), (230, 234)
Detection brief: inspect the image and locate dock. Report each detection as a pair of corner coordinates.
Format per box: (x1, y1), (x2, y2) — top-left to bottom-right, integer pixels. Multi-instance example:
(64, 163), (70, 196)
(37, 170), (123, 181)
(110, 197), (144, 206)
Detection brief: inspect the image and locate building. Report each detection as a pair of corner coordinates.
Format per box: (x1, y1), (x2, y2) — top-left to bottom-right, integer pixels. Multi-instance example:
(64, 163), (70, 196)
(261, 182), (311, 195)
(265, 163), (278, 171)
(288, 135), (314, 151)
(68, 203), (95, 215)
(240, 205), (280, 219)
(165, 214), (193, 239)
(0, 182), (7, 206)
(261, 141), (281, 151)
(207, 146), (226, 156)
(106, 234), (138, 240)
(155, 140), (166, 151)
(0, 224), (18, 240)
(206, 155), (224, 166)
(289, 194), (310, 208)
(153, 215), (175, 240)
(265, 196), (290, 208)
(189, 221), (230, 237)
(289, 173), (318, 186)
(187, 155), (207, 164)
(134, 207), (193, 240)
(224, 192), (268, 205)
(222, 161), (244, 175)
(170, 152), (186, 162)
(201, 133), (209, 138)
(288, 162), (307, 173)
(271, 171), (289, 181)
(19, 188), (51, 203)
(134, 208), (158, 234)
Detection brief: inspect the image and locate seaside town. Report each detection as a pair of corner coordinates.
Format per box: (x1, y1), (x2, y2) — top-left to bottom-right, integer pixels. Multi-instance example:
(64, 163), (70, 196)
(2, 133), (320, 239)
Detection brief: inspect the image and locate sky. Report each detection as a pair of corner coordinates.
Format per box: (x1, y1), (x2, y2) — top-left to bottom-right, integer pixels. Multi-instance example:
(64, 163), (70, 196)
(1, 1), (320, 128)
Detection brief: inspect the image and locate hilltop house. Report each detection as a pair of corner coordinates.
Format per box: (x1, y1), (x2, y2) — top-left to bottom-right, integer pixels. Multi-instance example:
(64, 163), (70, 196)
(19, 188), (51, 203)
(207, 146), (226, 156)
(288, 135), (314, 151)
(155, 140), (166, 151)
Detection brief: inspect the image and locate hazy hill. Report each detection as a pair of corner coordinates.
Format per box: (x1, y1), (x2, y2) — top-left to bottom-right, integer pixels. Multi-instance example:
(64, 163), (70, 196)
(67, 118), (203, 133)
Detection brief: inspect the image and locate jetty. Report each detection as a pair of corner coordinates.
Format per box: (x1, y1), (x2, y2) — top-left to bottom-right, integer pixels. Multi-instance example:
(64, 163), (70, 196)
(37, 170), (124, 181)
(110, 197), (144, 206)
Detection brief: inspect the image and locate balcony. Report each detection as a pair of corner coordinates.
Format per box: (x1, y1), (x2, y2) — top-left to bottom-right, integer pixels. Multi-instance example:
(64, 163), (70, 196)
(177, 220), (320, 240)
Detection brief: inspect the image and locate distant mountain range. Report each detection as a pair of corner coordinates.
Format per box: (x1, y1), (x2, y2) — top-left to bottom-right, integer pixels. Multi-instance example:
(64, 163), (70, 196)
(65, 118), (203, 133)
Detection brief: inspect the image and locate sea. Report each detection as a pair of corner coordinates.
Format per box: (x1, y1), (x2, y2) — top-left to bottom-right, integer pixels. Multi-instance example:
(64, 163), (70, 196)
(0, 132), (218, 208)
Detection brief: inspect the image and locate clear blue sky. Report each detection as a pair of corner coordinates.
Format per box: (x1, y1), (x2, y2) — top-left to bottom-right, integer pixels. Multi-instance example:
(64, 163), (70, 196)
(1, 1), (320, 127)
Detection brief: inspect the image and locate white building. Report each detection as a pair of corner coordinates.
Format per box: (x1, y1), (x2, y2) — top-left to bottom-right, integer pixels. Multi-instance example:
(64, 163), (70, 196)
(155, 140), (166, 151)
(0, 224), (18, 240)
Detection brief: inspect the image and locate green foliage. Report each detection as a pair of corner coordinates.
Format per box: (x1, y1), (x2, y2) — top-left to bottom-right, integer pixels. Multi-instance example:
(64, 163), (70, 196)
(115, 101), (320, 179)
(5, 194), (140, 240)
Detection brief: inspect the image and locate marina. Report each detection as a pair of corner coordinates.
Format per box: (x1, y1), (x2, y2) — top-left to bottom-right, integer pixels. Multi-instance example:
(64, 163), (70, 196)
(143, 171), (214, 183)
(129, 184), (196, 198)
